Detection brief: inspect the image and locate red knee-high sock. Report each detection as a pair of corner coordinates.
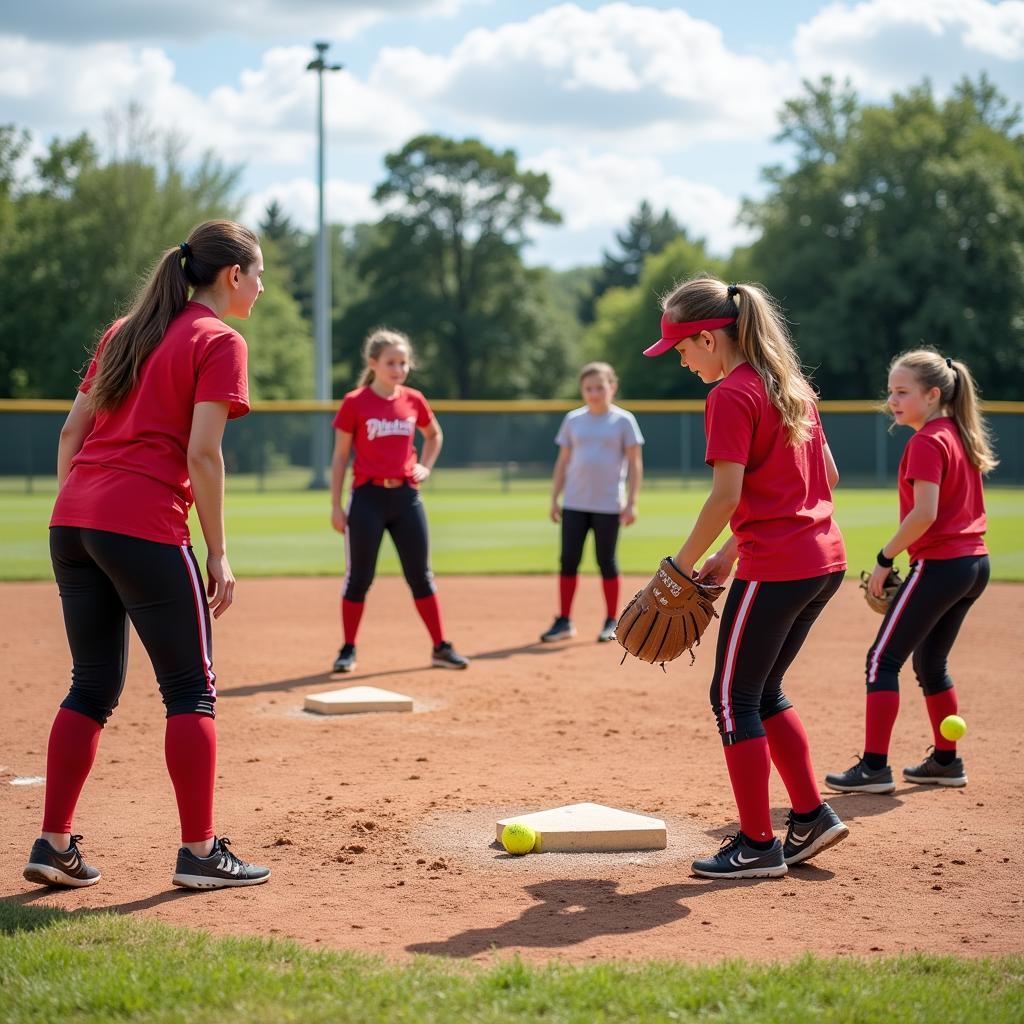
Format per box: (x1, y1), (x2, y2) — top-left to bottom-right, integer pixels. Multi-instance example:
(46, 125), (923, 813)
(164, 713), (216, 844)
(602, 576), (620, 620)
(414, 594), (445, 647)
(864, 691), (900, 759)
(925, 689), (959, 752)
(722, 737), (774, 843)
(762, 708), (821, 814)
(41, 707), (103, 834)
(559, 575), (578, 619)
(341, 598), (364, 646)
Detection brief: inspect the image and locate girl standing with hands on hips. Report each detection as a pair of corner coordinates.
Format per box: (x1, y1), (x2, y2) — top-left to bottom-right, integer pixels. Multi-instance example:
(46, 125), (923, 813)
(330, 329), (469, 674)
(24, 220), (271, 891)
(826, 351), (994, 794)
(542, 362), (644, 644)
(645, 276), (848, 879)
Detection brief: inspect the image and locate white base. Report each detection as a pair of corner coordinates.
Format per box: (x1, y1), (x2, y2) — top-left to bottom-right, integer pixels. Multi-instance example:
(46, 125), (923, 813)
(496, 802), (667, 853)
(304, 686), (414, 715)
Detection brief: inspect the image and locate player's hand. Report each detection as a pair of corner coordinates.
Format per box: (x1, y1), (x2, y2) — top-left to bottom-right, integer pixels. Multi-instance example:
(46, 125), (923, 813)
(620, 503), (637, 526)
(331, 507), (347, 534)
(698, 547), (735, 585)
(550, 501), (562, 524)
(206, 553), (235, 619)
(411, 463), (431, 483)
(868, 562), (891, 599)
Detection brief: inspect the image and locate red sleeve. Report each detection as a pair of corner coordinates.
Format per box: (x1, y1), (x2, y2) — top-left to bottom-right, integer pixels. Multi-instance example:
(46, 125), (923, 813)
(415, 391), (433, 428)
(333, 393), (359, 433)
(704, 384), (755, 466)
(195, 330), (250, 419)
(904, 432), (945, 486)
(78, 321), (123, 393)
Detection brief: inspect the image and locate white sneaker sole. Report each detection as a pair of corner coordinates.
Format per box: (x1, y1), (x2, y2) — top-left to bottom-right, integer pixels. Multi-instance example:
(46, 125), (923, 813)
(331, 663), (356, 674)
(23, 863), (101, 888)
(785, 822), (850, 865)
(902, 774), (967, 787)
(824, 779), (896, 794)
(172, 871), (271, 889)
(692, 863), (788, 879)
(432, 658), (469, 670)
(541, 632), (576, 643)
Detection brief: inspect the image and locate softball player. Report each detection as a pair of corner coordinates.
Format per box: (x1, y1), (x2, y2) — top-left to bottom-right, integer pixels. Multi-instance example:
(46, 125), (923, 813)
(23, 220), (270, 891)
(329, 329), (469, 674)
(645, 276), (849, 879)
(826, 351), (994, 794)
(542, 362), (644, 644)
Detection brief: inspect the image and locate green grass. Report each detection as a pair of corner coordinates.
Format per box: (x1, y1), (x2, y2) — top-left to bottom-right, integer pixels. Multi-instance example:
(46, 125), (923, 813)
(1, 480), (1021, 582)
(1, 904), (1021, 1023)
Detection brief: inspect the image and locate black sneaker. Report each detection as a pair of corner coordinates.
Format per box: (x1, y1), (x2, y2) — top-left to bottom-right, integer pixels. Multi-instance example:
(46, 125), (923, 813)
(432, 641), (469, 670)
(825, 756), (896, 794)
(597, 618), (617, 643)
(540, 616), (576, 642)
(332, 644), (356, 673)
(783, 803), (849, 865)
(172, 836), (271, 889)
(692, 833), (788, 879)
(23, 834), (101, 888)
(903, 749), (967, 787)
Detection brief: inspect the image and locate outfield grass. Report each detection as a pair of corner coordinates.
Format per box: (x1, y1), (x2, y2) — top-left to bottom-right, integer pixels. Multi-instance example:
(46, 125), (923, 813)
(1, 481), (1021, 582)
(1, 904), (1021, 1024)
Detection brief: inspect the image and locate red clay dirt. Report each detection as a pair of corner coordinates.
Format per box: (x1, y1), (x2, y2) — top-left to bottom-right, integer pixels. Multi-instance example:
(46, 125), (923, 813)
(1, 575), (1020, 963)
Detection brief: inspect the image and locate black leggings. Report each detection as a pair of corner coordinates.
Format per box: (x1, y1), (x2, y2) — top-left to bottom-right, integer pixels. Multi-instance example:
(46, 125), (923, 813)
(560, 508), (620, 578)
(710, 571), (844, 744)
(49, 527), (217, 725)
(866, 555), (989, 696)
(344, 483), (434, 601)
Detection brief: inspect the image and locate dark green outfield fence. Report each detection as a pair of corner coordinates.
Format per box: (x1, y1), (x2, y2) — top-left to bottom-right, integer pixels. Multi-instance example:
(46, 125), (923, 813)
(1, 399), (1022, 491)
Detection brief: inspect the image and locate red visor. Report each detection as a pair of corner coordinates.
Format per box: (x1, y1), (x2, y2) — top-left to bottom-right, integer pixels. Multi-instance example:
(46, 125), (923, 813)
(643, 314), (737, 357)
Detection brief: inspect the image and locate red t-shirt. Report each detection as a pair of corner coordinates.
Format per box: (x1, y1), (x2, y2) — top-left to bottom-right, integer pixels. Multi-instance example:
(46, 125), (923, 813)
(333, 385), (433, 488)
(899, 417), (987, 561)
(50, 302), (249, 545)
(704, 362), (846, 582)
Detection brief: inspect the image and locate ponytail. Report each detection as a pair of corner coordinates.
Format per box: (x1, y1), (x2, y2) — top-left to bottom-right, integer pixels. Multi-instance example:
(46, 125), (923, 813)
(890, 350), (998, 474)
(359, 327), (415, 387)
(662, 276), (815, 445)
(88, 220), (260, 413)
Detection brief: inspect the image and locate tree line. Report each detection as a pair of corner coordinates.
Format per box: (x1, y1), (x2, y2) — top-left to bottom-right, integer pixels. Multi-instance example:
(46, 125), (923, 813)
(1, 76), (1021, 402)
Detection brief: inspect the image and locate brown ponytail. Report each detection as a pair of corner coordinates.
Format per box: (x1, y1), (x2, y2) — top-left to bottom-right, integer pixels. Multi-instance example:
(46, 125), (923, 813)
(358, 328), (415, 387)
(88, 219), (259, 413)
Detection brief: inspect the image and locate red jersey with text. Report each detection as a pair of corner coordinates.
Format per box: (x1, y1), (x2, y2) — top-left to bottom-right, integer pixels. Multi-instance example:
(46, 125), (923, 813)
(50, 302), (250, 545)
(333, 385), (433, 487)
(899, 417), (987, 561)
(704, 362), (846, 582)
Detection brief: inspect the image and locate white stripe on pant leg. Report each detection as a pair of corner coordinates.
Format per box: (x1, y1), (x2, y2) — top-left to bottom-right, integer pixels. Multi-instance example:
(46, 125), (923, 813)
(719, 581), (759, 734)
(179, 545), (215, 696)
(867, 561), (925, 685)
(342, 492), (353, 595)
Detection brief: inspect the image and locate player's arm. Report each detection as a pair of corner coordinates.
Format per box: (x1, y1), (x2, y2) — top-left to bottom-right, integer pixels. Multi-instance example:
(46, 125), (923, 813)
(56, 392), (95, 489)
(674, 460), (744, 577)
(330, 428), (354, 532)
(868, 479), (939, 597)
(550, 444), (570, 523)
(187, 400), (234, 618)
(824, 443), (839, 489)
(621, 444), (643, 525)
(412, 417), (442, 483)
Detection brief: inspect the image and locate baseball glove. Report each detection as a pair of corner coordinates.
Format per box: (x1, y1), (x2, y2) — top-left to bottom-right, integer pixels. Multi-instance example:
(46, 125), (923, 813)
(859, 568), (903, 614)
(616, 557), (725, 667)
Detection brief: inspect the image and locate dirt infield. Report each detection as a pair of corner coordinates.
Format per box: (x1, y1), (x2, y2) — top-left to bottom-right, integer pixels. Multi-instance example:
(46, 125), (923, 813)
(1, 575), (1020, 963)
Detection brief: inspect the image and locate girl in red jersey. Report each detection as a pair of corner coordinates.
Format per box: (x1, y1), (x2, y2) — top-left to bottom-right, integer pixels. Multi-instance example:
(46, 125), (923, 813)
(826, 351), (994, 794)
(329, 329), (469, 674)
(643, 276), (848, 879)
(23, 220), (271, 891)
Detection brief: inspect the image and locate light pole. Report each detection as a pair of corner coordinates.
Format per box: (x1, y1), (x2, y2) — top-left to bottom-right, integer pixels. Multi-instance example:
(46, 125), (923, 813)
(307, 40), (342, 489)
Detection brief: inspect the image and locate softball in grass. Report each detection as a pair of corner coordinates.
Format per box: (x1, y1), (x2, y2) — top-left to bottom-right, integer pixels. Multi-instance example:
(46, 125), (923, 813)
(501, 823), (536, 855)
(940, 714), (967, 741)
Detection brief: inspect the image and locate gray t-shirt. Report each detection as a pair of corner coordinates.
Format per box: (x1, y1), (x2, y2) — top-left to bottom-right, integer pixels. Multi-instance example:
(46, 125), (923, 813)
(556, 404), (644, 514)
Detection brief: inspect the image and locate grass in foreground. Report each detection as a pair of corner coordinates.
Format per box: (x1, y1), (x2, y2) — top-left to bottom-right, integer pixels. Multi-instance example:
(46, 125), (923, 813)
(1, 903), (1021, 1024)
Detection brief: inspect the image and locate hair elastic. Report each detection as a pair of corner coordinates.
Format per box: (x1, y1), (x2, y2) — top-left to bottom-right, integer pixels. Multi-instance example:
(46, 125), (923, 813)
(178, 241), (192, 259)
(727, 284), (740, 299)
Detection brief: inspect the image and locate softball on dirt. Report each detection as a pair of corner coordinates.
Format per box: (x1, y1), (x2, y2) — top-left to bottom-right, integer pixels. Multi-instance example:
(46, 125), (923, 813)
(501, 823), (536, 855)
(940, 715), (967, 741)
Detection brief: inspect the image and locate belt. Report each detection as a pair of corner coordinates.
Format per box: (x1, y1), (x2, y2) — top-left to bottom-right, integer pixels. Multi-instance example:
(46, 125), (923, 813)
(371, 477), (405, 489)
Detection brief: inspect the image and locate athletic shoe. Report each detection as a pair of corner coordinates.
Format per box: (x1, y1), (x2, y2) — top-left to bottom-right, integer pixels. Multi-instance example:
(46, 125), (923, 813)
(824, 757), (896, 794)
(172, 836), (271, 889)
(783, 803), (849, 865)
(691, 833), (788, 879)
(23, 834), (101, 888)
(432, 641), (470, 670)
(540, 617), (576, 642)
(903, 750), (967, 787)
(597, 618), (617, 643)
(332, 644), (356, 673)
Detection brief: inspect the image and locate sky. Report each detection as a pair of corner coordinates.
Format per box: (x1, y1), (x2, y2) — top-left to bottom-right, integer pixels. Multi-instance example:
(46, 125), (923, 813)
(2, 1), (1023, 269)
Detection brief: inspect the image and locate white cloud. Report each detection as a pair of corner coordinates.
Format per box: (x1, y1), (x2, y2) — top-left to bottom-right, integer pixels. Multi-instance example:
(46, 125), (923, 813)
(371, 3), (797, 148)
(244, 177), (379, 232)
(795, 0), (1024, 96)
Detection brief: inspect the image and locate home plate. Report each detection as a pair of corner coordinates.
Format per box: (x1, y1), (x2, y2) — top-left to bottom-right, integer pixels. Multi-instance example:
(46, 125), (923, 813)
(304, 686), (413, 715)
(496, 802), (666, 853)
